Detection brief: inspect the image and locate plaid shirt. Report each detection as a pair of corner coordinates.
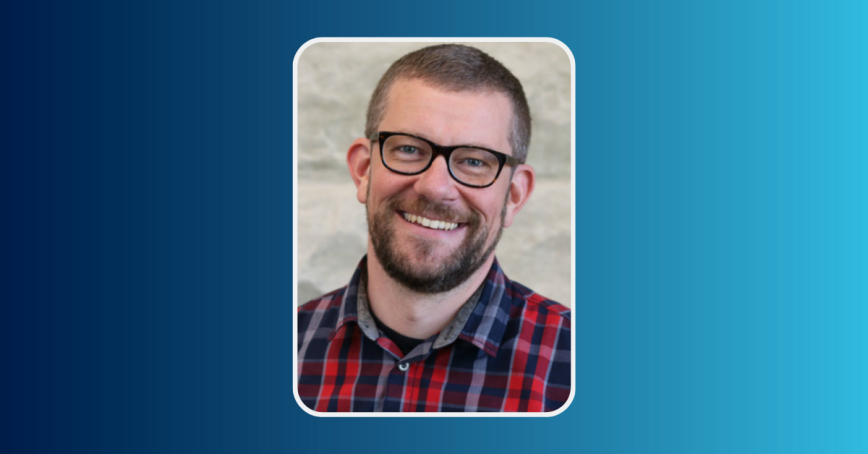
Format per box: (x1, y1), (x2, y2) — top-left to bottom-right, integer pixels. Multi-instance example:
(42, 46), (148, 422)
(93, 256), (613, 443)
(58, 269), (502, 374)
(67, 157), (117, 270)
(296, 257), (571, 412)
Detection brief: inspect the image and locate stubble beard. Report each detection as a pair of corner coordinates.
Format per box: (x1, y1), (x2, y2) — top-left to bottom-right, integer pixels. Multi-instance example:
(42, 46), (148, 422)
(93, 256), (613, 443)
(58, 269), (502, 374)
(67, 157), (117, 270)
(367, 192), (507, 294)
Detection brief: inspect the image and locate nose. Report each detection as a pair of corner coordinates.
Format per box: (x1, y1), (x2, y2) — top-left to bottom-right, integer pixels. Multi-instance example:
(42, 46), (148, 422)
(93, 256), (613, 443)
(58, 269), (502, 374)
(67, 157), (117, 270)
(413, 155), (460, 202)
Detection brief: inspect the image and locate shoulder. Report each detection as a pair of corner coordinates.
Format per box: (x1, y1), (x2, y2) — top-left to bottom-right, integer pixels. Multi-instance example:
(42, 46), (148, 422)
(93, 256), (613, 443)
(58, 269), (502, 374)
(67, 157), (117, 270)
(493, 273), (572, 408)
(502, 277), (571, 327)
(298, 287), (346, 312)
(297, 287), (347, 333)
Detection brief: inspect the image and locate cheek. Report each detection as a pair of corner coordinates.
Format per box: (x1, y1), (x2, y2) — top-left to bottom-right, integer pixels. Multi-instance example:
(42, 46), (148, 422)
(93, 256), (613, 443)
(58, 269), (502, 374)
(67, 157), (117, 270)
(369, 169), (416, 203)
(472, 200), (506, 234)
(368, 182), (400, 211)
(474, 189), (509, 223)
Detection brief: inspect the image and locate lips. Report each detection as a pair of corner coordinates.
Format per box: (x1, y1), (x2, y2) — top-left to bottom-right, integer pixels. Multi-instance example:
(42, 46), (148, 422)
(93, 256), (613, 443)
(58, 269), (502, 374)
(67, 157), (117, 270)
(401, 212), (459, 231)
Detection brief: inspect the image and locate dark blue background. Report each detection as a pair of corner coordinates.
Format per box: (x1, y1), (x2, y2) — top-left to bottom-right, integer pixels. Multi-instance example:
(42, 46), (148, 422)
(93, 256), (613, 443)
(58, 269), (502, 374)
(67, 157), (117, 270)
(4, 1), (866, 453)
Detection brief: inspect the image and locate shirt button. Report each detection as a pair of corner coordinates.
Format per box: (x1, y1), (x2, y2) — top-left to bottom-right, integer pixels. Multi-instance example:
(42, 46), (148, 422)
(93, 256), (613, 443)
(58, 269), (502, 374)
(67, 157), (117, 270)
(397, 362), (409, 371)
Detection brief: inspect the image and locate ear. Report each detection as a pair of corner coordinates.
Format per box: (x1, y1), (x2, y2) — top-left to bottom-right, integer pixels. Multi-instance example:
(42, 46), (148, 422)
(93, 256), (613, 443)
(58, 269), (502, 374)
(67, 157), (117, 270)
(347, 138), (372, 204)
(503, 164), (536, 228)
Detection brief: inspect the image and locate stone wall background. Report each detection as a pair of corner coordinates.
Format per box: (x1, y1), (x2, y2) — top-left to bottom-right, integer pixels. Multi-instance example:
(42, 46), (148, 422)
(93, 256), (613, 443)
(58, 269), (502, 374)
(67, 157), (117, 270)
(296, 41), (573, 307)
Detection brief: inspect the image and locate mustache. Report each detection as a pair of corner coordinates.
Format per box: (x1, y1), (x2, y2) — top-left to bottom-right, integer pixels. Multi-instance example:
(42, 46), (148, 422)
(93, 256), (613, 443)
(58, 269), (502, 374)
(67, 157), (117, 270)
(388, 197), (479, 226)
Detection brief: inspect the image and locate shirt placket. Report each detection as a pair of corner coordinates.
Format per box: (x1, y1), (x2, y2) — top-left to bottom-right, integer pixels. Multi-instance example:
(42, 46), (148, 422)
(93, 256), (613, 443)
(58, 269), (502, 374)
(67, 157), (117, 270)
(380, 337), (437, 412)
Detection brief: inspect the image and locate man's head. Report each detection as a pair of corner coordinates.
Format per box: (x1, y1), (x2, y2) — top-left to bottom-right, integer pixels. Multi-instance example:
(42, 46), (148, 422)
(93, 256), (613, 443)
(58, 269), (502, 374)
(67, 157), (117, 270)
(348, 45), (535, 294)
(365, 44), (532, 164)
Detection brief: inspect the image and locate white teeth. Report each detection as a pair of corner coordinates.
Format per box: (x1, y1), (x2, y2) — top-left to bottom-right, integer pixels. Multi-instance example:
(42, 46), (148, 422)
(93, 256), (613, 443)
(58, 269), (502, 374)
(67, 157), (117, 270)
(402, 213), (459, 231)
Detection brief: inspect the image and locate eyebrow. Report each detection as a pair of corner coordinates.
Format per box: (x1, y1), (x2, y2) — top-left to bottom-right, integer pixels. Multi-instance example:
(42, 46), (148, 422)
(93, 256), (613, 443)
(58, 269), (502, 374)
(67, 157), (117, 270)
(394, 130), (501, 152)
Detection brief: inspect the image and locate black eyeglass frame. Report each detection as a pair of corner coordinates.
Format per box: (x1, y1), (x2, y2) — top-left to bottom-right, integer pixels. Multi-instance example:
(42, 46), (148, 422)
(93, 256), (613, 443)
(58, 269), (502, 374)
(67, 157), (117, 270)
(370, 131), (522, 189)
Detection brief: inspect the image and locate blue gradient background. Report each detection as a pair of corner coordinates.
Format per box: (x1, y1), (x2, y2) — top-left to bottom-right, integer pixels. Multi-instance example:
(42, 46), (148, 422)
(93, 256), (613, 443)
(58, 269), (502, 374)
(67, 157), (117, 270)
(3, 1), (866, 453)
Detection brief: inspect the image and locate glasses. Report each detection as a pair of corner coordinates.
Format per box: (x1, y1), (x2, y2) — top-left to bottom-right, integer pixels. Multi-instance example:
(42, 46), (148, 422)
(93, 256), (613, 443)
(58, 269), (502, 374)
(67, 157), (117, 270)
(371, 131), (521, 188)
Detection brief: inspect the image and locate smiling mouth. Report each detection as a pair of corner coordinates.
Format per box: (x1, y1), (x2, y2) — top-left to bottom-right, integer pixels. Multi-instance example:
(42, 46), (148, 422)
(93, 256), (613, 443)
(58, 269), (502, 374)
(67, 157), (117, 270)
(401, 212), (460, 231)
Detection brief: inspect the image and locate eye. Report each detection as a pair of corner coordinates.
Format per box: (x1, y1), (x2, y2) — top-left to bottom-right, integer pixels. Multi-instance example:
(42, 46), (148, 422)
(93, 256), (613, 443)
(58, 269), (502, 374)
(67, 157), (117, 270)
(456, 157), (493, 170)
(397, 145), (419, 155)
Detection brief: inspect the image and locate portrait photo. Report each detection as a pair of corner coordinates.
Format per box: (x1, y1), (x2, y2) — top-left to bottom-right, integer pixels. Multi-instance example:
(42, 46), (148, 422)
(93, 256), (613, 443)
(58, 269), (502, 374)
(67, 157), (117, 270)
(293, 39), (574, 414)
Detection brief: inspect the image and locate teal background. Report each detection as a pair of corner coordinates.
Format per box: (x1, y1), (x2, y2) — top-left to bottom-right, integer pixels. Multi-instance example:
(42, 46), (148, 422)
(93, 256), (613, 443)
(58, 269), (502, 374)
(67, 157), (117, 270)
(3, 1), (866, 453)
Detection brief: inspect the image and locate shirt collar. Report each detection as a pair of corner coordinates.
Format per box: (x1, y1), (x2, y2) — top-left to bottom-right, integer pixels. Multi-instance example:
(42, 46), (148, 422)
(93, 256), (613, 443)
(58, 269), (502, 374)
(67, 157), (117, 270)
(329, 256), (512, 358)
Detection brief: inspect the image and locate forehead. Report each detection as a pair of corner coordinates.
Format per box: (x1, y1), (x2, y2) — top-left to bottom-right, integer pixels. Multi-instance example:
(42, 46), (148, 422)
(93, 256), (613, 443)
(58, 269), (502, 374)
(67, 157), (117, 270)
(379, 78), (514, 155)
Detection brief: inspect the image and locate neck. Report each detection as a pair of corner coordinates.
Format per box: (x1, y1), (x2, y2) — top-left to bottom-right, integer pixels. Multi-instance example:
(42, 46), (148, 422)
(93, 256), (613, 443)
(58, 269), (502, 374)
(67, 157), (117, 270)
(364, 244), (494, 340)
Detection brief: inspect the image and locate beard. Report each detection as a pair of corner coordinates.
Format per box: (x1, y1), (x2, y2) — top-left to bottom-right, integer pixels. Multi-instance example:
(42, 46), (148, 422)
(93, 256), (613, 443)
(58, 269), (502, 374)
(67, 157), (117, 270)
(367, 193), (506, 294)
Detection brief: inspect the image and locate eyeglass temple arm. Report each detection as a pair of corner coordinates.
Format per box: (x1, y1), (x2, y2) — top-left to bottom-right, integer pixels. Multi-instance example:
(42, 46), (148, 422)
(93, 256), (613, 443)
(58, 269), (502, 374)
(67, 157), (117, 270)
(504, 155), (522, 166)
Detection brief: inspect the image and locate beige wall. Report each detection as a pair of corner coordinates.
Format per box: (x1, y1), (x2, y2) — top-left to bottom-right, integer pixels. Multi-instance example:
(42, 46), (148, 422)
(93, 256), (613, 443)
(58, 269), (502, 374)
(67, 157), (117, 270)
(296, 41), (573, 307)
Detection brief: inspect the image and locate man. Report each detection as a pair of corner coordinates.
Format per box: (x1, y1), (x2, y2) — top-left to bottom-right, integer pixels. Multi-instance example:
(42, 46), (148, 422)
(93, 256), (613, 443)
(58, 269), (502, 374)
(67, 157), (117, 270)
(296, 44), (571, 412)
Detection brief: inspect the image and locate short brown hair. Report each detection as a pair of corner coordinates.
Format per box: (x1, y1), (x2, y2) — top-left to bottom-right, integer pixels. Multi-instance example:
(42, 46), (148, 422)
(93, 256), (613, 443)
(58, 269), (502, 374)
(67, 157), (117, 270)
(365, 44), (532, 163)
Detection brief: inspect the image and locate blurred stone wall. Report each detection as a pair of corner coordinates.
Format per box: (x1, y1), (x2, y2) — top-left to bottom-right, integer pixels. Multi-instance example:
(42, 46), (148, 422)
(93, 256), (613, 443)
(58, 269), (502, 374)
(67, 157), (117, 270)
(296, 41), (573, 307)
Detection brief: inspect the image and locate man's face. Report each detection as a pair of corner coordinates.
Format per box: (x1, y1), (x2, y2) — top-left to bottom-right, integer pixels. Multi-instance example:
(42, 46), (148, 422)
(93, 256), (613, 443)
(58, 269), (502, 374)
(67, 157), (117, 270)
(362, 78), (517, 293)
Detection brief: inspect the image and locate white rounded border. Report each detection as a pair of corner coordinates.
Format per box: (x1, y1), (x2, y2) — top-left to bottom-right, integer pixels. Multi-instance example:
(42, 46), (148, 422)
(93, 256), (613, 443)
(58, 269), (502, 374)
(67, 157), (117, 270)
(293, 37), (576, 417)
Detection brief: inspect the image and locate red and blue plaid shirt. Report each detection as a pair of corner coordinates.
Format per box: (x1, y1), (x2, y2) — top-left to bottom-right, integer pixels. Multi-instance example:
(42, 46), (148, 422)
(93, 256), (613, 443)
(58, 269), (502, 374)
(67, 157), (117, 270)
(296, 257), (572, 412)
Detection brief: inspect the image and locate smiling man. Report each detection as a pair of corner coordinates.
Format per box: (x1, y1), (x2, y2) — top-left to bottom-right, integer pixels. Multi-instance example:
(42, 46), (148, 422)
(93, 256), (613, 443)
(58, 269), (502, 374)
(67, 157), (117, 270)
(296, 44), (571, 412)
